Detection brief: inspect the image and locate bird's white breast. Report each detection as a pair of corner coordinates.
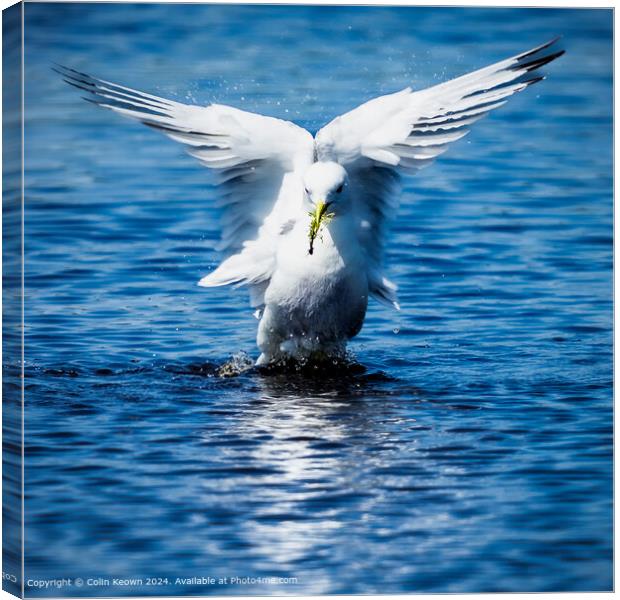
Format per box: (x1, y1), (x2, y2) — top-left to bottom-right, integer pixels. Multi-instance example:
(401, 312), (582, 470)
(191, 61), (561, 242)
(258, 214), (369, 359)
(272, 215), (366, 302)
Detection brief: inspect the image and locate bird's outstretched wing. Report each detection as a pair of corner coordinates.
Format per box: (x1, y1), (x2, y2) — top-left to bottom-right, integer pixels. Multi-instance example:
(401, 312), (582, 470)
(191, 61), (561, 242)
(56, 66), (314, 306)
(315, 38), (564, 308)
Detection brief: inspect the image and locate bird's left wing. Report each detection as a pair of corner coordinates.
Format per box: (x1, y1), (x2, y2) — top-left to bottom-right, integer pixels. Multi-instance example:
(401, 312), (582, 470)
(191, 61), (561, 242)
(57, 66), (314, 305)
(315, 38), (564, 309)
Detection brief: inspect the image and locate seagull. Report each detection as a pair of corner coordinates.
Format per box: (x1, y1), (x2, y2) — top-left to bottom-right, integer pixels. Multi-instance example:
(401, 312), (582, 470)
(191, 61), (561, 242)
(57, 38), (563, 366)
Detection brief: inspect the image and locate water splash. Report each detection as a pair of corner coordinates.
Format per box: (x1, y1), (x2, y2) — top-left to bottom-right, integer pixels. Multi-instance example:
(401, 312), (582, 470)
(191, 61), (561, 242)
(217, 351), (255, 377)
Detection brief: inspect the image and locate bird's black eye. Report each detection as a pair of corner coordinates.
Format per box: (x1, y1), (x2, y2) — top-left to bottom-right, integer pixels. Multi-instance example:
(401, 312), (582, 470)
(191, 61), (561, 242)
(336, 184), (344, 194)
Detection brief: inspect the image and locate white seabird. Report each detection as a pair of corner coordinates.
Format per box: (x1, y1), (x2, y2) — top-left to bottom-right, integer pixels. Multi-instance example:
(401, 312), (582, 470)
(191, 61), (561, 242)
(57, 38), (563, 366)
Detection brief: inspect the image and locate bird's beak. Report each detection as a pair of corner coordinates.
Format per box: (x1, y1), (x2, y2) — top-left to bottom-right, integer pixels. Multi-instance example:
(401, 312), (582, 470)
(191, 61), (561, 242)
(308, 200), (334, 255)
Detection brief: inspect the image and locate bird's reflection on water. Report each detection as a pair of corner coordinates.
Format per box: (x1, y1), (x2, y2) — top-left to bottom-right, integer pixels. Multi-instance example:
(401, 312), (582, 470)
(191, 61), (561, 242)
(230, 374), (385, 576)
(182, 361), (470, 592)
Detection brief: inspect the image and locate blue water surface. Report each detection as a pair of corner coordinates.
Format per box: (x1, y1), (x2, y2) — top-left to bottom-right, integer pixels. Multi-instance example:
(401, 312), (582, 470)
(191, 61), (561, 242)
(15, 3), (613, 596)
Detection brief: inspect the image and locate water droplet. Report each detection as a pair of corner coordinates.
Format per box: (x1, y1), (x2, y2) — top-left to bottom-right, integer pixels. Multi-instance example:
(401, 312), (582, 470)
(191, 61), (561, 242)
(393, 327), (400, 334)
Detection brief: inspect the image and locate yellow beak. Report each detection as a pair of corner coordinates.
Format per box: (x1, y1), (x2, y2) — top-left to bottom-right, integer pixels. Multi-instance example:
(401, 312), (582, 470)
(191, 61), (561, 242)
(308, 200), (334, 255)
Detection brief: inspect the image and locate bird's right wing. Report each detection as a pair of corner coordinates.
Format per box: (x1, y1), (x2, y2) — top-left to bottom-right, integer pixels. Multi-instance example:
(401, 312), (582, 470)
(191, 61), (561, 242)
(56, 66), (315, 304)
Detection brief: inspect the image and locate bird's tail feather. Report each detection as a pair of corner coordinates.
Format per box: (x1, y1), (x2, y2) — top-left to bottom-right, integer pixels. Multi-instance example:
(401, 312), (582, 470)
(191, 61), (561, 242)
(369, 274), (400, 311)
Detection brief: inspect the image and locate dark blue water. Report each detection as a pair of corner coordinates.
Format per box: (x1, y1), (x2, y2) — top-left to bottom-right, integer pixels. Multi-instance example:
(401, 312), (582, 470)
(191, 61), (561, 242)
(14, 4), (613, 595)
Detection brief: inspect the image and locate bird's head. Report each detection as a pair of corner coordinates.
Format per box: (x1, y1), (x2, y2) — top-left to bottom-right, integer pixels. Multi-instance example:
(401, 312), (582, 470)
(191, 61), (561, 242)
(303, 161), (349, 255)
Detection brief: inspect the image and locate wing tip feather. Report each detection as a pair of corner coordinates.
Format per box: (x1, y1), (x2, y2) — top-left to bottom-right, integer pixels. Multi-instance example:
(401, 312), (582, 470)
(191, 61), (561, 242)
(513, 48), (565, 73)
(515, 36), (562, 61)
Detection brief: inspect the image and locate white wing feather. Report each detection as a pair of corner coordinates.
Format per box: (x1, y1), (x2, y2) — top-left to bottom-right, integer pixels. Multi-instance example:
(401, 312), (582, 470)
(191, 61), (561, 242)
(56, 66), (314, 306)
(315, 38), (564, 308)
